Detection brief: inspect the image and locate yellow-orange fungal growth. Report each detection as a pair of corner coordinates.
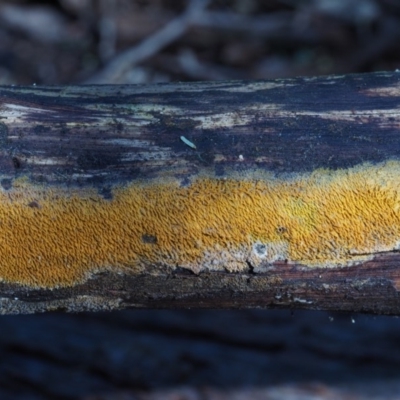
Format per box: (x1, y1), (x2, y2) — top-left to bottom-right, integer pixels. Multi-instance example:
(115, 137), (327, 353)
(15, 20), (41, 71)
(2, 161), (400, 288)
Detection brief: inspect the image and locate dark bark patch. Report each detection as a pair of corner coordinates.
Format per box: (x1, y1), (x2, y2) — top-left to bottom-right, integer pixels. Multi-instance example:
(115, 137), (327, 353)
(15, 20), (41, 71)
(0, 122), (8, 147)
(12, 157), (21, 169)
(76, 150), (120, 170)
(1, 178), (12, 190)
(142, 234), (157, 244)
(98, 186), (113, 200)
(27, 201), (40, 208)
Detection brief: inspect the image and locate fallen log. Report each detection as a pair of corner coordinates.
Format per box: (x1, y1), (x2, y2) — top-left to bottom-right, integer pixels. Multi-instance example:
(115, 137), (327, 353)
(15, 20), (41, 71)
(0, 71), (400, 314)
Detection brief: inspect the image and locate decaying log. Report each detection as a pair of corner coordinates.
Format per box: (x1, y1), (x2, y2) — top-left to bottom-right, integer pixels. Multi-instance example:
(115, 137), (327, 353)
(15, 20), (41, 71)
(1, 71), (400, 314)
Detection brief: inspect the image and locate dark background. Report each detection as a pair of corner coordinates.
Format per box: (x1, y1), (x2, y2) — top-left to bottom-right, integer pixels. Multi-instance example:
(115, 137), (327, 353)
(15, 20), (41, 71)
(1, 0), (400, 399)
(1, 0), (400, 85)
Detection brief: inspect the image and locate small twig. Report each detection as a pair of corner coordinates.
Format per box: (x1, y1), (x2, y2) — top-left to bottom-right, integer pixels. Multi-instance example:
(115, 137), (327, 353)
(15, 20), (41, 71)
(98, 0), (117, 62)
(194, 10), (292, 36)
(85, 0), (210, 84)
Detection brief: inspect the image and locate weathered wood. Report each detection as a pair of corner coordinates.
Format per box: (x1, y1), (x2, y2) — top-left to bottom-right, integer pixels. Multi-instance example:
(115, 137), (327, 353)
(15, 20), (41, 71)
(1, 71), (400, 314)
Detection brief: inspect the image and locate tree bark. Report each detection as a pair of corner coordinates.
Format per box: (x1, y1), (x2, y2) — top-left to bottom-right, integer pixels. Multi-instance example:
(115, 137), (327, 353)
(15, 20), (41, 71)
(1, 71), (400, 314)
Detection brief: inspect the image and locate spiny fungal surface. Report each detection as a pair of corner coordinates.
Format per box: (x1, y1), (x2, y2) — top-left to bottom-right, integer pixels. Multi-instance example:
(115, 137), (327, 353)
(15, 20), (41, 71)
(0, 161), (400, 288)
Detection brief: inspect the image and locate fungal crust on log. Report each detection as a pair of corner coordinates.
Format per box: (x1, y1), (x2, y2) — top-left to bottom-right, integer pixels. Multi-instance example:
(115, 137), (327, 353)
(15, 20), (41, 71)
(0, 160), (400, 289)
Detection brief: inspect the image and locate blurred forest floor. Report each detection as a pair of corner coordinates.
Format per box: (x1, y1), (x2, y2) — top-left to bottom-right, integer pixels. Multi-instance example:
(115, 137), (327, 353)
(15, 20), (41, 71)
(1, 0), (400, 399)
(0, 0), (399, 85)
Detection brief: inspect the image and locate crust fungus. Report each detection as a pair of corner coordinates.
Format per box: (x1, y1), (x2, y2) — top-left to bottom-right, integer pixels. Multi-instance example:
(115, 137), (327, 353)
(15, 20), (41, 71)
(0, 161), (399, 288)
